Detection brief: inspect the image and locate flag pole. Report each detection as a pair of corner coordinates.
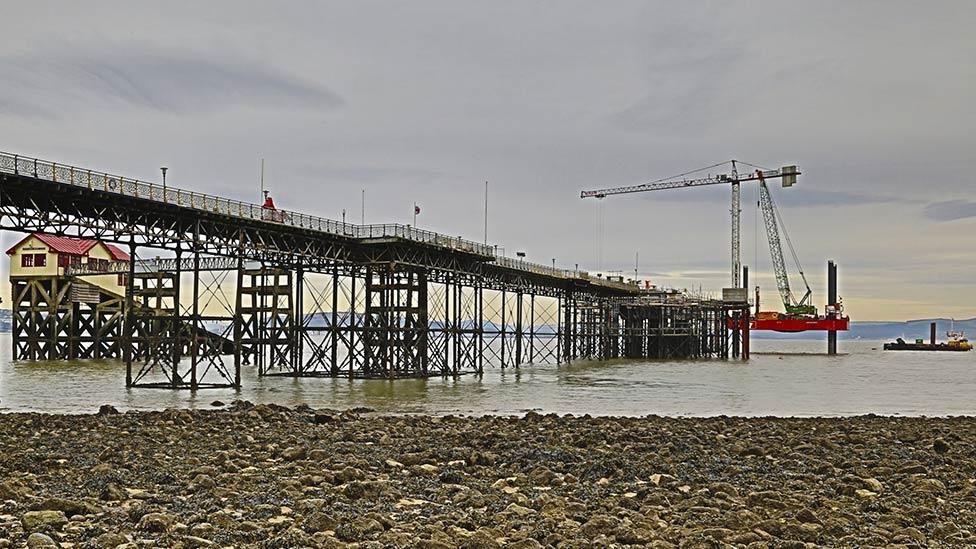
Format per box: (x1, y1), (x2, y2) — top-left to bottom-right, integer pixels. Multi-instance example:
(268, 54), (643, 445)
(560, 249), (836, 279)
(484, 180), (488, 245)
(413, 202), (417, 227)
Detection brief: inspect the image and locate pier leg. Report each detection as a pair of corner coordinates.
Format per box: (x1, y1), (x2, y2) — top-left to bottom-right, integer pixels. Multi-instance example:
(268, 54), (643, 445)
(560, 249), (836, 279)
(191, 246), (200, 390)
(233, 253), (244, 388)
(515, 291), (523, 367)
(124, 242), (136, 387)
(827, 260), (838, 355)
(331, 265), (340, 376)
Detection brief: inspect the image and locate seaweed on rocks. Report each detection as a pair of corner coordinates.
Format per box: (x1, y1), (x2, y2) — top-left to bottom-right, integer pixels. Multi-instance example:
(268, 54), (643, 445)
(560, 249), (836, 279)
(0, 410), (974, 547)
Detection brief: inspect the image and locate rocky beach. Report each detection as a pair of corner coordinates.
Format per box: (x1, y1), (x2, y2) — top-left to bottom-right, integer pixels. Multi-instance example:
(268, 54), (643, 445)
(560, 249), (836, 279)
(0, 404), (973, 548)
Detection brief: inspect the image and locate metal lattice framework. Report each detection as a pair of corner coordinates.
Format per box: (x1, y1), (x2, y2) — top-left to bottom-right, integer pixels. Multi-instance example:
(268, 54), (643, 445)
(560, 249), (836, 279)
(1, 150), (749, 389)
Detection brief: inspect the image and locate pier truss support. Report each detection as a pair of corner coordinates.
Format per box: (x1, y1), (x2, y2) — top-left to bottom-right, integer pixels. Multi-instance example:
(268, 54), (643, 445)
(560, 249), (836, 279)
(11, 277), (124, 362)
(126, 249), (239, 388)
(238, 267), (294, 376)
(11, 276), (71, 360)
(561, 295), (616, 361)
(359, 266), (427, 377)
(482, 285), (561, 368)
(128, 268), (180, 386)
(183, 251), (239, 389)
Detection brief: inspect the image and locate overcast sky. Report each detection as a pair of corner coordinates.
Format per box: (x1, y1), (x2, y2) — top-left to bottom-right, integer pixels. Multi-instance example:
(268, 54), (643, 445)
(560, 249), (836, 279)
(1, 1), (973, 320)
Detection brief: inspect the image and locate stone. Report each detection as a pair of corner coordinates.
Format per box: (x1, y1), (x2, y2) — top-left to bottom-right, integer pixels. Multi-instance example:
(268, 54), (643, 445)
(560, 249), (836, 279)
(93, 532), (129, 548)
(860, 477), (884, 493)
(334, 517), (384, 541)
(98, 404), (120, 415)
(100, 482), (128, 502)
(914, 478), (946, 493)
(308, 448), (329, 461)
(580, 514), (618, 537)
(210, 400), (225, 407)
(796, 508), (823, 525)
(738, 446), (765, 457)
(459, 529), (501, 549)
(854, 489), (877, 499)
(190, 523), (216, 538)
(897, 463), (928, 475)
(0, 480), (31, 500)
(282, 446), (308, 461)
(22, 510), (68, 532)
(189, 474), (216, 491)
(933, 438), (950, 454)
(313, 412), (337, 424)
(25, 533), (57, 548)
(40, 497), (98, 516)
(138, 512), (176, 532)
(183, 536), (216, 548)
(207, 511), (239, 529)
(303, 511), (338, 533)
(338, 466), (365, 482)
(506, 539), (544, 549)
(504, 503), (536, 517)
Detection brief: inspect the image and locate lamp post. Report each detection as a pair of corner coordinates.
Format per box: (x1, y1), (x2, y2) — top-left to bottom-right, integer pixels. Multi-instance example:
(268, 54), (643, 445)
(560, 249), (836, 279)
(160, 166), (168, 201)
(552, 258), (556, 273)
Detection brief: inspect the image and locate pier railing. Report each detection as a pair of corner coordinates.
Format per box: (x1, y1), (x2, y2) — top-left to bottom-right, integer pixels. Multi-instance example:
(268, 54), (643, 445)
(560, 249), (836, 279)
(0, 151), (493, 258)
(0, 150), (637, 291)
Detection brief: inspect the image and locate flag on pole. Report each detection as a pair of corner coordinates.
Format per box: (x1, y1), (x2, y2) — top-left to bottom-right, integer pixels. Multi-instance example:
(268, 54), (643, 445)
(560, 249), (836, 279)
(414, 204), (421, 215)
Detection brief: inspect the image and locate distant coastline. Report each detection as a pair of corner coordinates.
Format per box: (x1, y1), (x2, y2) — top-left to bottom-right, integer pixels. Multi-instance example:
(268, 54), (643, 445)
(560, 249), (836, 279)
(0, 308), (967, 341)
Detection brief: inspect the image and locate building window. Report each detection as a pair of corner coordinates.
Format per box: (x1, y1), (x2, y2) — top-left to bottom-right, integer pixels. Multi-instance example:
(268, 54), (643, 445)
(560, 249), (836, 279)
(59, 255), (70, 268)
(34, 254), (47, 267)
(117, 274), (128, 287)
(21, 254), (33, 268)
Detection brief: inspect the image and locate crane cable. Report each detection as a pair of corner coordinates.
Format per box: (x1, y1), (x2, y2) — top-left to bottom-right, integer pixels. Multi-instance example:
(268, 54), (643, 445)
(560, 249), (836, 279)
(764, 182), (812, 302)
(649, 160), (736, 186)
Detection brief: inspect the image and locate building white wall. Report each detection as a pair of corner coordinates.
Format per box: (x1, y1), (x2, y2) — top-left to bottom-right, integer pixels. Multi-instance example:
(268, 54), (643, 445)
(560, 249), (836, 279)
(8, 237), (127, 296)
(8, 235), (59, 277)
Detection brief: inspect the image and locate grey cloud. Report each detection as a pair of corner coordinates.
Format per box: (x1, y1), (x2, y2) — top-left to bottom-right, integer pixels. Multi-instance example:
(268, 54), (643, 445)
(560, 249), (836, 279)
(0, 47), (343, 117)
(608, 45), (743, 133)
(0, 1), (972, 320)
(300, 165), (449, 186)
(923, 200), (976, 221)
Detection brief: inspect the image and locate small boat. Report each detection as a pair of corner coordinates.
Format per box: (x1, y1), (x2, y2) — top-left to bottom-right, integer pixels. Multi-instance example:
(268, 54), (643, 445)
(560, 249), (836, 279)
(945, 329), (973, 351)
(884, 320), (972, 352)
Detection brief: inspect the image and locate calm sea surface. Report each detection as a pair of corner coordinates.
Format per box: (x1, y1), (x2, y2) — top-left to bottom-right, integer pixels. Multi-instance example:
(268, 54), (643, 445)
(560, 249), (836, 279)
(0, 335), (973, 416)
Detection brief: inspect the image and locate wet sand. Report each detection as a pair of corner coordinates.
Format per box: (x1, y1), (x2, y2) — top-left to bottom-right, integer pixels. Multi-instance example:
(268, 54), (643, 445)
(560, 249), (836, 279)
(1, 404), (973, 548)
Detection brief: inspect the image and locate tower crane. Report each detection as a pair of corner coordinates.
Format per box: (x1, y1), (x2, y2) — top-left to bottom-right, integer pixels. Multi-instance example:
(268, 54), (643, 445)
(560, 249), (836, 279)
(581, 161), (850, 336)
(581, 160), (798, 290)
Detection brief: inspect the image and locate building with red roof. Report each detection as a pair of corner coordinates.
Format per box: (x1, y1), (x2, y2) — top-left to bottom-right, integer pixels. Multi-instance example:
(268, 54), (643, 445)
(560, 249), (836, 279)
(7, 233), (130, 292)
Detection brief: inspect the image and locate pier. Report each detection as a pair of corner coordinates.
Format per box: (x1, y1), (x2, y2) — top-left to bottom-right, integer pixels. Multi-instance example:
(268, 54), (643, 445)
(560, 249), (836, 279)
(0, 151), (749, 389)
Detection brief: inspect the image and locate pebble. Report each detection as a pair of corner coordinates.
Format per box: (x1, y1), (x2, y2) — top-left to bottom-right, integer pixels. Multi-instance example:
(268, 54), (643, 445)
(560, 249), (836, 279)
(25, 533), (57, 548)
(0, 410), (972, 547)
(21, 511), (67, 532)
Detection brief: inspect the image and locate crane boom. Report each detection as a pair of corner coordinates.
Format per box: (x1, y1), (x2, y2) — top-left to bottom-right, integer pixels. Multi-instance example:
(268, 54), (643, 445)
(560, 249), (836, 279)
(758, 179), (815, 315)
(580, 166), (797, 199)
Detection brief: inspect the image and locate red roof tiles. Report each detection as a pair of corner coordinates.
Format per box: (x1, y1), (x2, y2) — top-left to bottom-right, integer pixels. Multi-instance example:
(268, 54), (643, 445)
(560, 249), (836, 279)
(6, 233), (130, 261)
